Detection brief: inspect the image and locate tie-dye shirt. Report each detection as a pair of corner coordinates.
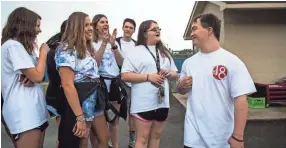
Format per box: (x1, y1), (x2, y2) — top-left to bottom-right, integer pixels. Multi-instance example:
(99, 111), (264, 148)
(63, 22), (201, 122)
(93, 40), (122, 78)
(55, 44), (99, 81)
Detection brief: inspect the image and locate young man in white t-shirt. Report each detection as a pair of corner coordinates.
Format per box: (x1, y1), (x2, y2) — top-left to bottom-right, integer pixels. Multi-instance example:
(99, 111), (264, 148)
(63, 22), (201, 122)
(116, 18), (137, 148)
(177, 13), (256, 148)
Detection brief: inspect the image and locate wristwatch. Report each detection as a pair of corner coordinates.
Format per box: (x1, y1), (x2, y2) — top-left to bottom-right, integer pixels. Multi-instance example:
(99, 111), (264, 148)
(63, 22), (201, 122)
(111, 44), (118, 50)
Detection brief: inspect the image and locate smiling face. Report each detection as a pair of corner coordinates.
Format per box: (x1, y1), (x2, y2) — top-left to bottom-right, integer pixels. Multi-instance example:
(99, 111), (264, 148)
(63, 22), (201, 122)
(96, 16), (109, 35)
(123, 22), (135, 38)
(145, 22), (161, 44)
(61, 12), (94, 59)
(84, 16), (93, 41)
(190, 18), (210, 48)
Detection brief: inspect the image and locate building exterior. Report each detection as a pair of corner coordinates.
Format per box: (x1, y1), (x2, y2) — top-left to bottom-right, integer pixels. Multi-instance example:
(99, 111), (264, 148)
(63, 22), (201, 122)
(184, 1), (286, 84)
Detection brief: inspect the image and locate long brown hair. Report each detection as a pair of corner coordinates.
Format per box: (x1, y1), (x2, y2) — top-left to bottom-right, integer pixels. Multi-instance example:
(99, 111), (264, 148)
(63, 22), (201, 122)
(1, 7), (41, 55)
(137, 20), (171, 61)
(61, 12), (94, 59)
(92, 14), (107, 42)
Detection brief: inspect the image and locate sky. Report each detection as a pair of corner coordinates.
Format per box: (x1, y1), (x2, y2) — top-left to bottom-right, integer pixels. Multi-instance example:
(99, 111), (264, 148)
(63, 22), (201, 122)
(1, 0), (194, 51)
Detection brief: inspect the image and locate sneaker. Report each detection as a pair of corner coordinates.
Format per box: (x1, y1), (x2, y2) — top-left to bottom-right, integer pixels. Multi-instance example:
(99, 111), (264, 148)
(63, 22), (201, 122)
(128, 131), (136, 148)
(108, 139), (113, 148)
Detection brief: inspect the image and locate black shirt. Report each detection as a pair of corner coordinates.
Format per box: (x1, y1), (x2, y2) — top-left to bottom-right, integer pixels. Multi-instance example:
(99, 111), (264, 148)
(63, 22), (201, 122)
(46, 36), (65, 114)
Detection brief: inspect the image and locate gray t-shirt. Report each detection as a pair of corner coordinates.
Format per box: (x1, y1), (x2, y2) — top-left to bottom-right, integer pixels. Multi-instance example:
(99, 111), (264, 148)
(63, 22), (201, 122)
(1, 39), (48, 134)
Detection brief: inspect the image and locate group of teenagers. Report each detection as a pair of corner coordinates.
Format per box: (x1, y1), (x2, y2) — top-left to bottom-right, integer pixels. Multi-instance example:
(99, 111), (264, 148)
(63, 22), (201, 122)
(1, 6), (257, 148)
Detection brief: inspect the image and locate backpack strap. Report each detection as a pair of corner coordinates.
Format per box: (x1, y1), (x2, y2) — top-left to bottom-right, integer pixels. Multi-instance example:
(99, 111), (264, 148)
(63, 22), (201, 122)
(116, 37), (137, 50)
(116, 37), (122, 50)
(131, 39), (137, 45)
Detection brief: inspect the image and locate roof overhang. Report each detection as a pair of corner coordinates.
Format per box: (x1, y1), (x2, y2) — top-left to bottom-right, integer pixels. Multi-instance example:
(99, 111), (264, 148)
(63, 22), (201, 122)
(183, 1), (286, 40)
(214, 1), (286, 9)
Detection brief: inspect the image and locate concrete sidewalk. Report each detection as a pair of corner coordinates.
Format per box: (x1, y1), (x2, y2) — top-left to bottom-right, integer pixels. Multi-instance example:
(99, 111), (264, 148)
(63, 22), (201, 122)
(1, 96), (186, 148)
(173, 93), (286, 120)
(173, 93), (286, 148)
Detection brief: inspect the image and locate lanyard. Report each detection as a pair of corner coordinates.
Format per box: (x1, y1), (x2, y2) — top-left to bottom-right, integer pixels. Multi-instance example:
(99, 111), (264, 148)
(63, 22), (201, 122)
(144, 45), (160, 73)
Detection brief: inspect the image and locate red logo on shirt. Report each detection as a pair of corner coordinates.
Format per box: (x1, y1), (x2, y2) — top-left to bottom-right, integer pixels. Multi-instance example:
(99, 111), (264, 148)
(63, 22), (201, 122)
(213, 65), (228, 80)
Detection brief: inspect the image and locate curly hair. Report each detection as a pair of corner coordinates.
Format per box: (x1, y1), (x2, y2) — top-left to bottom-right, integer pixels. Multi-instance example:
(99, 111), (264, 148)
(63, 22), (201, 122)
(1, 7), (41, 55)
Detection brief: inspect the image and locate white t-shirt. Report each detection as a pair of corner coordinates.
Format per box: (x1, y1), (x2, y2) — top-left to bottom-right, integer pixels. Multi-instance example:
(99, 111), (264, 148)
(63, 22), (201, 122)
(116, 38), (136, 87)
(121, 45), (178, 113)
(93, 40), (122, 91)
(1, 39), (48, 134)
(180, 48), (256, 148)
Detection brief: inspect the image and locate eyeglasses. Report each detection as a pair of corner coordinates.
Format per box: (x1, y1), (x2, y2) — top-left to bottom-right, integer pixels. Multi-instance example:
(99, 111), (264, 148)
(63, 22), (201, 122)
(145, 27), (161, 32)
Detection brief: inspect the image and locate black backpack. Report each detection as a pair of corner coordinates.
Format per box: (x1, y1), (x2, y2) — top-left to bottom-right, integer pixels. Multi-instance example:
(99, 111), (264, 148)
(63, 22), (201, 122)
(115, 37), (137, 50)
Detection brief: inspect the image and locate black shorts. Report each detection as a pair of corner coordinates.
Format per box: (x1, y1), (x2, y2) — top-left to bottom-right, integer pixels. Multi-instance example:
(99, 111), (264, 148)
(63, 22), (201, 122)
(132, 108), (169, 122)
(101, 76), (121, 103)
(184, 146), (192, 148)
(12, 121), (49, 141)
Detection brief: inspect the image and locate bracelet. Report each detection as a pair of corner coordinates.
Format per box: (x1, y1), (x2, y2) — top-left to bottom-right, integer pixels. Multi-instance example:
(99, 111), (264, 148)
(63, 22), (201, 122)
(76, 113), (84, 117)
(147, 74), (149, 82)
(231, 135), (244, 142)
(76, 118), (85, 122)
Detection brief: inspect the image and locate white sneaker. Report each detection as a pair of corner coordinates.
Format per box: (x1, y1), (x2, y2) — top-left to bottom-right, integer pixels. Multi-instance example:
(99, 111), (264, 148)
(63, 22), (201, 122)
(128, 131), (136, 148)
(108, 139), (113, 148)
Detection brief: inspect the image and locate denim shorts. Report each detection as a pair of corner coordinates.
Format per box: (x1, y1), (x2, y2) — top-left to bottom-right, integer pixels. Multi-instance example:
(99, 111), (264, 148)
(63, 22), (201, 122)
(82, 90), (97, 121)
(94, 108), (104, 117)
(82, 91), (104, 120)
(79, 78), (105, 121)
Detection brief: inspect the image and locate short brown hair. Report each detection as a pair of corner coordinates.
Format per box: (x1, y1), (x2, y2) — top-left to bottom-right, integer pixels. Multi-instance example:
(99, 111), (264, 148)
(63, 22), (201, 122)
(123, 18), (136, 29)
(192, 13), (221, 41)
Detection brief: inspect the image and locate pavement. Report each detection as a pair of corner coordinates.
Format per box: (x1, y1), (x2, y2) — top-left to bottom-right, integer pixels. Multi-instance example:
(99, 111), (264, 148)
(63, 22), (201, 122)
(2, 91), (286, 148)
(173, 92), (286, 148)
(1, 95), (185, 148)
(173, 93), (286, 120)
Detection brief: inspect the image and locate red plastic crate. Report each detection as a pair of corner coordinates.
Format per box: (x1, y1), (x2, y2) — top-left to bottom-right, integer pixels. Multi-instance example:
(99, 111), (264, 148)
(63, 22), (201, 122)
(256, 83), (286, 104)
